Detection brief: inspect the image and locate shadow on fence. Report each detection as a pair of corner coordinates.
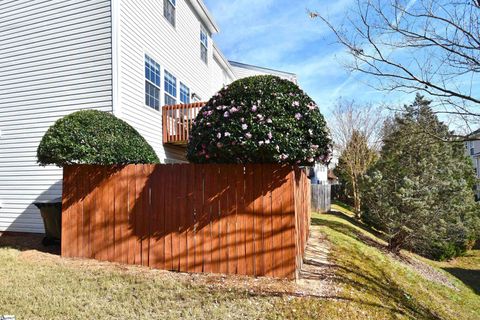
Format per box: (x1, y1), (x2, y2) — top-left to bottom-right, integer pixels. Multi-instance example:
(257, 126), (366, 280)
(61, 164), (311, 279)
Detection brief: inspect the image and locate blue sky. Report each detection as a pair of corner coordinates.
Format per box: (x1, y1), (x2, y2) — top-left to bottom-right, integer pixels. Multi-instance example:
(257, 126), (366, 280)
(203, 0), (409, 118)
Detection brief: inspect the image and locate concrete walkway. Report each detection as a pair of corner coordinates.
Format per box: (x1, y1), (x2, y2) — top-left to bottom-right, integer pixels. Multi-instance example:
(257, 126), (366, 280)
(296, 226), (337, 297)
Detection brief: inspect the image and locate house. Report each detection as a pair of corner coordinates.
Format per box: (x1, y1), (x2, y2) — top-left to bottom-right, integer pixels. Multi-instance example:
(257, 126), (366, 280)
(0, 1), (297, 234)
(466, 129), (480, 200)
(310, 150), (339, 185)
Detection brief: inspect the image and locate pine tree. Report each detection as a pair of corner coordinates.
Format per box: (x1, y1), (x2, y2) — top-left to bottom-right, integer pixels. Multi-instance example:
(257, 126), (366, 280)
(362, 94), (480, 260)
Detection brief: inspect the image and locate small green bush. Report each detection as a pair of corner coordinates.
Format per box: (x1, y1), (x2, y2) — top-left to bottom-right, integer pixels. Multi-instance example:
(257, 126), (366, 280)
(37, 110), (159, 167)
(187, 75), (331, 165)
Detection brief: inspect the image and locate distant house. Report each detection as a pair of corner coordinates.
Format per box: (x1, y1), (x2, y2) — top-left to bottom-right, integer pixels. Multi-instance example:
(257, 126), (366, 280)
(0, 1), (297, 234)
(466, 129), (480, 200)
(229, 61), (298, 84)
(310, 150), (339, 185)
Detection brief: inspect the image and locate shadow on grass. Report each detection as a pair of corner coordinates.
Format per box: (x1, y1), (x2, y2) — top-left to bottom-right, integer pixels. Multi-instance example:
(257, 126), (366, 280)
(332, 200), (354, 212)
(311, 212), (444, 319)
(443, 268), (480, 295)
(333, 262), (443, 319)
(0, 233), (60, 255)
(312, 211), (388, 252)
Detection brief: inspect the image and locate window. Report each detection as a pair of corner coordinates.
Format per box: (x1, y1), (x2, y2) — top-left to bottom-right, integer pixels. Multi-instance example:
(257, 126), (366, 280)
(200, 27), (208, 64)
(164, 70), (177, 105)
(180, 83), (190, 104)
(145, 55), (161, 110)
(164, 0), (176, 27)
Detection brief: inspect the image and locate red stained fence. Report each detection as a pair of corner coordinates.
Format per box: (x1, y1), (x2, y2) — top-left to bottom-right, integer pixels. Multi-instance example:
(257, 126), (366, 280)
(61, 164), (311, 279)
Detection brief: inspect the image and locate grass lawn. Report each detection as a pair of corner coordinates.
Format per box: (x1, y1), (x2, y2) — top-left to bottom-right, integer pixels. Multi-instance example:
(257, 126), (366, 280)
(316, 205), (480, 320)
(0, 204), (478, 319)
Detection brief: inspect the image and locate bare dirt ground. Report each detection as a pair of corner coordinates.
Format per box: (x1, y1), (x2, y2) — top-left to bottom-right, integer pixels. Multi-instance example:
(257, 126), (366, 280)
(297, 230), (338, 298)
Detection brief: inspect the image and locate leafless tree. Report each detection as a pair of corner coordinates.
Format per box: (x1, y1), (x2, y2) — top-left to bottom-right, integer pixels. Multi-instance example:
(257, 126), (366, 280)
(329, 100), (384, 217)
(311, 0), (480, 133)
(330, 100), (384, 152)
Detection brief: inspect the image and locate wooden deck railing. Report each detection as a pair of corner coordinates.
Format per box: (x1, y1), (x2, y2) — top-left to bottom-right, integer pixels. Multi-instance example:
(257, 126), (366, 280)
(162, 102), (205, 145)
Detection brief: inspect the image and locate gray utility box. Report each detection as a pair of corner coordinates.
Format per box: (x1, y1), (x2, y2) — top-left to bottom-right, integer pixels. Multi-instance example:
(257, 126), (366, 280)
(34, 197), (62, 246)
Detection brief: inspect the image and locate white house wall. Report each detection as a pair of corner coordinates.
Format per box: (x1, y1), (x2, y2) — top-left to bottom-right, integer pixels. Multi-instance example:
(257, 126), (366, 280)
(230, 61), (297, 84)
(211, 55), (233, 95)
(0, 0), (113, 233)
(466, 139), (480, 198)
(117, 0), (227, 162)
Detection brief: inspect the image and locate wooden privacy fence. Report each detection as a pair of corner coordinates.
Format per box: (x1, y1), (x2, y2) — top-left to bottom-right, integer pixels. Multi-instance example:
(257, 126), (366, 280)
(62, 164), (311, 279)
(311, 184), (331, 213)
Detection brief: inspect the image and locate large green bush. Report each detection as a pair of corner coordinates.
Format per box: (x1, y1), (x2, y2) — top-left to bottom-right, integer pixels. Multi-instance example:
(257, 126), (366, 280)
(361, 95), (480, 260)
(187, 75), (331, 165)
(37, 110), (159, 167)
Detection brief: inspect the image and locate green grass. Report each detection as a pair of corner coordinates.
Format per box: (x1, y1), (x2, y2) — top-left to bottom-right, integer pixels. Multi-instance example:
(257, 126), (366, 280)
(311, 204), (480, 320)
(0, 204), (478, 319)
(433, 249), (480, 295)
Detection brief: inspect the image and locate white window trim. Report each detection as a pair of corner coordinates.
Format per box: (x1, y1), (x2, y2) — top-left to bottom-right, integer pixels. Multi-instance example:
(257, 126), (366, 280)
(164, 70), (177, 106)
(164, 0), (176, 28)
(200, 26), (208, 64)
(145, 54), (161, 111)
(180, 82), (190, 104)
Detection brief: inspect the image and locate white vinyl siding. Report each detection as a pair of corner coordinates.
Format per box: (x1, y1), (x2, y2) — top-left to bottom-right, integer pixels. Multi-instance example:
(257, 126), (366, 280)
(211, 56), (231, 94)
(0, 0), (113, 233)
(117, 0), (217, 162)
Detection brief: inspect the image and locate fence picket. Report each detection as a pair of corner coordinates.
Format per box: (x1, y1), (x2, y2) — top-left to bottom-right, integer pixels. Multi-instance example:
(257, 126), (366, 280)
(61, 164), (310, 279)
(235, 165), (247, 275)
(186, 164), (196, 272)
(193, 165), (204, 273)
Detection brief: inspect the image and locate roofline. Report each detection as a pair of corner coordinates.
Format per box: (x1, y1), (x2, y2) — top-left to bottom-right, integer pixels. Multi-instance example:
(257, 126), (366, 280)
(468, 129), (480, 138)
(188, 0), (220, 34)
(229, 60), (297, 78)
(213, 43), (236, 80)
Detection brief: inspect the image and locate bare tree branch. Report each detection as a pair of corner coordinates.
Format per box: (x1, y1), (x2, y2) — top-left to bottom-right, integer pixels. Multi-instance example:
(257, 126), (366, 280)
(311, 0), (480, 128)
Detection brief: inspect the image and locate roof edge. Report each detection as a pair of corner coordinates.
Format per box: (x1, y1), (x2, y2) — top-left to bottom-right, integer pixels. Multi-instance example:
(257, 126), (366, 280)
(468, 128), (480, 137)
(188, 0), (220, 34)
(229, 60), (297, 78)
(213, 43), (236, 80)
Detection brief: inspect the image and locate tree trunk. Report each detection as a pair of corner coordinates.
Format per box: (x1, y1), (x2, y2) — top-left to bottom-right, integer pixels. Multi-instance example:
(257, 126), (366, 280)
(388, 228), (409, 254)
(352, 175), (361, 219)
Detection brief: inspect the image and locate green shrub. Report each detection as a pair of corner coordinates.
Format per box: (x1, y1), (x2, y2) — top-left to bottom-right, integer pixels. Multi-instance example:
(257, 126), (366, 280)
(187, 75), (331, 165)
(37, 110), (159, 167)
(361, 95), (480, 260)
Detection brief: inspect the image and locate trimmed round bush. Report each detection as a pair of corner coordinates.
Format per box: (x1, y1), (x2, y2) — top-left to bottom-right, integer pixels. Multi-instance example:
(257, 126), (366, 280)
(187, 75), (331, 165)
(37, 110), (159, 167)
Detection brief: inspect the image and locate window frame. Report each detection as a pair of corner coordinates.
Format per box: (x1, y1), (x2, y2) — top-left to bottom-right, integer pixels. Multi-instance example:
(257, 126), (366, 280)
(180, 82), (191, 104)
(164, 70), (177, 106)
(200, 26), (208, 64)
(144, 54), (161, 111)
(164, 0), (176, 27)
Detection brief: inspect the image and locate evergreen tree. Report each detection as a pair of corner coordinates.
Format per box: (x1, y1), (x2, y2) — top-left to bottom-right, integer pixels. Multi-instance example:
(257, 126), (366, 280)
(362, 94), (480, 260)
